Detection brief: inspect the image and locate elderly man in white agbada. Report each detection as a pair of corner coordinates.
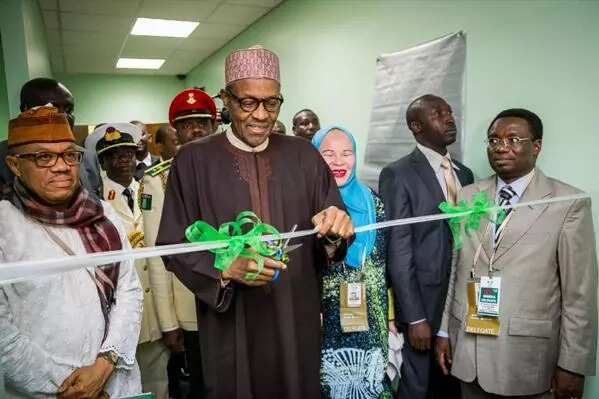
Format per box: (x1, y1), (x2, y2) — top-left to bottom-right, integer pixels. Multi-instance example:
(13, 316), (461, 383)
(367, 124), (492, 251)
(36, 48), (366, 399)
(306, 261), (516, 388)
(0, 106), (143, 398)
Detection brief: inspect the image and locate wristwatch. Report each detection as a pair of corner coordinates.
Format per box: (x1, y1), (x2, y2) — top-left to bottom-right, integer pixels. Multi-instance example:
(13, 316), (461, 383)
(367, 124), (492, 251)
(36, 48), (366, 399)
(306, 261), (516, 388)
(98, 350), (118, 367)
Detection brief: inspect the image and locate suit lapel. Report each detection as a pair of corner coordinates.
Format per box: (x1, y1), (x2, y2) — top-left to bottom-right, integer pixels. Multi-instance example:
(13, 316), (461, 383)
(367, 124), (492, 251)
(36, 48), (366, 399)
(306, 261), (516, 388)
(410, 148), (446, 204)
(493, 170), (552, 263)
(455, 162), (471, 187)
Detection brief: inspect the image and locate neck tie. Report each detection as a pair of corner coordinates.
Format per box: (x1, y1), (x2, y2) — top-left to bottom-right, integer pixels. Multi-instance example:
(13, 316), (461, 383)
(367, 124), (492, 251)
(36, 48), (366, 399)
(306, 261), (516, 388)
(122, 188), (134, 213)
(494, 185), (516, 246)
(441, 157), (458, 205)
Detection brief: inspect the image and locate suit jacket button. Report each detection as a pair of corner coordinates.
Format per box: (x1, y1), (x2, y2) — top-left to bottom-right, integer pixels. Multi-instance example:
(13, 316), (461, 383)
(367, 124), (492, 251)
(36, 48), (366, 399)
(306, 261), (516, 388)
(145, 288), (150, 293)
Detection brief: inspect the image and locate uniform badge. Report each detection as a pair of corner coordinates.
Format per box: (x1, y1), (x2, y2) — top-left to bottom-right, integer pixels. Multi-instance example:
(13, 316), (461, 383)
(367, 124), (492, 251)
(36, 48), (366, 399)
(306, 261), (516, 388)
(108, 189), (116, 200)
(186, 92), (196, 104)
(140, 193), (152, 210)
(104, 126), (122, 141)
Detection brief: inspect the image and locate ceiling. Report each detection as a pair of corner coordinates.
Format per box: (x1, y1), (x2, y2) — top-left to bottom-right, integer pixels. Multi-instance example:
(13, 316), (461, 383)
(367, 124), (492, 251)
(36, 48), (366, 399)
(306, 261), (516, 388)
(39, 0), (282, 75)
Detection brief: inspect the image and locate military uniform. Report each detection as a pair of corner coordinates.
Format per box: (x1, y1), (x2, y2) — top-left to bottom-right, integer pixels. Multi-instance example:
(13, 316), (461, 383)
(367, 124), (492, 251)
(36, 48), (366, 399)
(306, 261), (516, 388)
(97, 124), (169, 399)
(140, 159), (198, 332)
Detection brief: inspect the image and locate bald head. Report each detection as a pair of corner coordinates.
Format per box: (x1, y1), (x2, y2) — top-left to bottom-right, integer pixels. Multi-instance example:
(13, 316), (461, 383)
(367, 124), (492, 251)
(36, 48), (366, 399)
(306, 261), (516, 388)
(20, 78), (75, 128)
(405, 94), (445, 129)
(292, 109), (320, 140)
(405, 94), (457, 154)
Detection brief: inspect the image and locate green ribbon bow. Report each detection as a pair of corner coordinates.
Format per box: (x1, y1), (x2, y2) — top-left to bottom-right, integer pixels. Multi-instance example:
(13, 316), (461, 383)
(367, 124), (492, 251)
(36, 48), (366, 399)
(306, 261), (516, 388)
(185, 211), (281, 280)
(439, 192), (506, 250)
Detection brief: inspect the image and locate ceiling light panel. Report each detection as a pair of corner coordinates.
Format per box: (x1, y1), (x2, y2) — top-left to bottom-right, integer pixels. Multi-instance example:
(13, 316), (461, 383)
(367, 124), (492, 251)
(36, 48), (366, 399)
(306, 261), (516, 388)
(116, 58), (165, 69)
(131, 17), (199, 38)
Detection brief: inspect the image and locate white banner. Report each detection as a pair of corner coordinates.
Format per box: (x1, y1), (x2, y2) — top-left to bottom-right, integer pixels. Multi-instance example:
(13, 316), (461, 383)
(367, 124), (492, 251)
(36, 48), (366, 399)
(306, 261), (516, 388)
(362, 31), (467, 189)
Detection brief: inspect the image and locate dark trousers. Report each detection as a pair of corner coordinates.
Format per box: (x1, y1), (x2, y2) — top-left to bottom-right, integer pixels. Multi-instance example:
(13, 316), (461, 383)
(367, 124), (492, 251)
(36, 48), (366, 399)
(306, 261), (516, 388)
(185, 330), (205, 399)
(168, 330), (206, 399)
(397, 326), (461, 399)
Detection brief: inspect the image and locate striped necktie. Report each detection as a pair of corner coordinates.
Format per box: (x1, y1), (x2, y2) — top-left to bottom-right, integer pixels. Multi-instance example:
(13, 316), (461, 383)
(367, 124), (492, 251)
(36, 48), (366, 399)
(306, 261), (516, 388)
(494, 185), (517, 246)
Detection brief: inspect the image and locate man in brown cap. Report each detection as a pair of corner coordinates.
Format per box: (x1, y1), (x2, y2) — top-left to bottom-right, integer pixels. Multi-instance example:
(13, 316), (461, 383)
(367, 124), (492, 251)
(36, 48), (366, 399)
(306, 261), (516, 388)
(0, 106), (143, 398)
(157, 46), (354, 399)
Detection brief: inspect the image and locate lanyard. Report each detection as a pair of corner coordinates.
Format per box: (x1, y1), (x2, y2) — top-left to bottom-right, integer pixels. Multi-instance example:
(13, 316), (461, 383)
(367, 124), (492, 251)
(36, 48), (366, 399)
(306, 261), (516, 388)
(470, 207), (516, 279)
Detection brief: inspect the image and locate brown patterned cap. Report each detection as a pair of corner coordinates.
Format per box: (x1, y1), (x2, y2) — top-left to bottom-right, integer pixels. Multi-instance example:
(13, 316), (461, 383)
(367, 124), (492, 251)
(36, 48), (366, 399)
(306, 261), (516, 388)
(8, 105), (74, 148)
(225, 45), (280, 85)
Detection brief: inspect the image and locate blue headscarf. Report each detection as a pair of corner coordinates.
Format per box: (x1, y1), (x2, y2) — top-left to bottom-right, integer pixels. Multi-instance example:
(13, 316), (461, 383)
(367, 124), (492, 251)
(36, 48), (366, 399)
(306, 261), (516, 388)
(312, 126), (377, 269)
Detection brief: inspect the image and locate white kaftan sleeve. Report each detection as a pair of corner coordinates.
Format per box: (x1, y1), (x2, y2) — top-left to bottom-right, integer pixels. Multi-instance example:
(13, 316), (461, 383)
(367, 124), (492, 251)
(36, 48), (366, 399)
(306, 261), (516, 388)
(99, 206), (143, 369)
(0, 251), (71, 396)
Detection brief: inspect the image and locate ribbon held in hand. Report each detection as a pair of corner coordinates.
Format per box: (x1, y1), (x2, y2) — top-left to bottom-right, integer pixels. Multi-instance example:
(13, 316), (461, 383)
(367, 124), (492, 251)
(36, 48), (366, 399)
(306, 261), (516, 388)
(185, 211), (281, 279)
(439, 192), (506, 250)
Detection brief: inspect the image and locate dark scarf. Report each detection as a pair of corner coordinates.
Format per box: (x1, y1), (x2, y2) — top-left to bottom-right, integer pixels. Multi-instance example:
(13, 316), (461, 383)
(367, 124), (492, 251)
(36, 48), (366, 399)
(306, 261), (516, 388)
(2, 179), (121, 341)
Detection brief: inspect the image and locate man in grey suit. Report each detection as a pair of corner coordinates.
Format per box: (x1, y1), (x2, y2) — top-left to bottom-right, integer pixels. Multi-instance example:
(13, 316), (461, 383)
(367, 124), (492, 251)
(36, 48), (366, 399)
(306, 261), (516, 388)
(436, 108), (597, 399)
(379, 94), (474, 399)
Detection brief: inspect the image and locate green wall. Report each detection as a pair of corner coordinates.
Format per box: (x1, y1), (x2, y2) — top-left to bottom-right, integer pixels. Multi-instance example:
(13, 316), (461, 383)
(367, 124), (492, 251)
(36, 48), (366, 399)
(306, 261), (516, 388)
(21, 0), (52, 79)
(0, 0), (52, 119)
(56, 73), (185, 125)
(186, 0), (599, 395)
(0, 36), (9, 140)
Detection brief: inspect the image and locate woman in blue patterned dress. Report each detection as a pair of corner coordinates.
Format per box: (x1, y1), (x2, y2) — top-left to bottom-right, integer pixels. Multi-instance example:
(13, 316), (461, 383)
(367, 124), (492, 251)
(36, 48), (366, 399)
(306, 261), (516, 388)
(313, 126), (393, 399)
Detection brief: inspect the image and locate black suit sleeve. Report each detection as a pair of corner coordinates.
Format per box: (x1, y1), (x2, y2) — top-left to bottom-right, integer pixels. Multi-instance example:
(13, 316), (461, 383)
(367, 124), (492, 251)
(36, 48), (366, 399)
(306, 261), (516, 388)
(379, 166), (427, 323)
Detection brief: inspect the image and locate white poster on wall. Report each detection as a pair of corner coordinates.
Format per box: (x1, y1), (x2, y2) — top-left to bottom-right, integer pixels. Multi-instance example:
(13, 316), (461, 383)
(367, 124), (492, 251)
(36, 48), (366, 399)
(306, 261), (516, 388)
(362, 31), (467, 190)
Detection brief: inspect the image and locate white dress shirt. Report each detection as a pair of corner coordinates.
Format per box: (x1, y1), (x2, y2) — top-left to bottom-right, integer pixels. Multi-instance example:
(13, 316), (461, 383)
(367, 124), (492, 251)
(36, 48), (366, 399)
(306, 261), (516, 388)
(495, 169), (535, 206)
(137, 152), (153, 168)
(416, 144), (462, 201)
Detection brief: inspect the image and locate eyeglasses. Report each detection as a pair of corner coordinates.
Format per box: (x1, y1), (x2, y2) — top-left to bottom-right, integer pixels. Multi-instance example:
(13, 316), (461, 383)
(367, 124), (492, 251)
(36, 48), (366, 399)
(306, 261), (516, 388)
(14, 150), (83, 168)
(486, 137), (533, 150)
(226, 88), (284, 113)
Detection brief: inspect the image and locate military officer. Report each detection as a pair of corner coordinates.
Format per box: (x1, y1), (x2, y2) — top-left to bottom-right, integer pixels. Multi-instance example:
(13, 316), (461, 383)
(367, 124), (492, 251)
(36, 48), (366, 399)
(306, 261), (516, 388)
(140, 88), (217, 398)
(96, 123), (168, 399)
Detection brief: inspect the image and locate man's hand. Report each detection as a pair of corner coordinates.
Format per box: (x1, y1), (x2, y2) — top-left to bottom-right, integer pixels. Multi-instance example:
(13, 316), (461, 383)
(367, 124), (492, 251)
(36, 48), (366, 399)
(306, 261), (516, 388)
(435, 336), (452, 375)
(408, 320), (432, 351)
(58, 357), (114, 399)
(312, 206), (354, 239)
(163, 328), (185, 353)
(551, 368), (584, 399)
(388, 321), (398, 336)
(222, 257), (286, 286)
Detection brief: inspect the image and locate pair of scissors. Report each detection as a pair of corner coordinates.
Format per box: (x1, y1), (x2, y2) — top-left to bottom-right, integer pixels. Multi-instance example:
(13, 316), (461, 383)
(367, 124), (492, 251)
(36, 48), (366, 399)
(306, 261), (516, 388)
(272, 224), (302, 283)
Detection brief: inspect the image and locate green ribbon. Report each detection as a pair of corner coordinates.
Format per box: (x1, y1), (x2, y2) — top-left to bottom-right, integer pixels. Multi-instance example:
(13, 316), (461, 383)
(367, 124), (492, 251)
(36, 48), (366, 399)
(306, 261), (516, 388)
(185, 211), (281, 280)
(439, 192), (506, 250)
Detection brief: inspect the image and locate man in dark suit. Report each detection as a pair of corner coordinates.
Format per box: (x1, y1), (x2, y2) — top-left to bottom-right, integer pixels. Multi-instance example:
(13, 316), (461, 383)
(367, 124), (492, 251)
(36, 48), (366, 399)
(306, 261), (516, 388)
(379, 94), (474, 399)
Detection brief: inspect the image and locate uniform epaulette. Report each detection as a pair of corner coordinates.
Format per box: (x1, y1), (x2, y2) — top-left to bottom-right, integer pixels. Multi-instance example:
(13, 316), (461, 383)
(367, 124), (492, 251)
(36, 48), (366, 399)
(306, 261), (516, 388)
(145, 159), (172, 177)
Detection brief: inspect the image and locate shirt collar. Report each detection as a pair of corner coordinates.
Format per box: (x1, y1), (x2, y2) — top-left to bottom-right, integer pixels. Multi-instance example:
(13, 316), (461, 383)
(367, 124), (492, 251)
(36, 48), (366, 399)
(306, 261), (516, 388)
(496, 169), (535, 199)
(226, 127), (269, 153)
(137, 152), (152, 167)
(105, 177), (138, 194)
(416, 143), (460, 171)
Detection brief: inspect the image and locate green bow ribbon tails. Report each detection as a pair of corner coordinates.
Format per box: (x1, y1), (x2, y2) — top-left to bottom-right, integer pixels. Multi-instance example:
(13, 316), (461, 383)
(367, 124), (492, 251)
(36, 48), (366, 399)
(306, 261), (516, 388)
(439, 192), (506, 250)
(185, 211), (281, 280)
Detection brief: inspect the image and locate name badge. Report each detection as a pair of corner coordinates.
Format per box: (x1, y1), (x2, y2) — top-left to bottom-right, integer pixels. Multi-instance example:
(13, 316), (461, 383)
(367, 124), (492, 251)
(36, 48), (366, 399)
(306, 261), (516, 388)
(340, 282), (369, 333)
(140, 193), (152, 210)
(477, 276), (501, 317)
(465, 280), (500, 336)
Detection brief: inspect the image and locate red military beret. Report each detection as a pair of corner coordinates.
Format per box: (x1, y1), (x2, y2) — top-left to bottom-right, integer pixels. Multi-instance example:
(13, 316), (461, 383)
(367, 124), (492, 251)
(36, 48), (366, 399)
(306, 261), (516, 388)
(168, 88), (217, 127)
